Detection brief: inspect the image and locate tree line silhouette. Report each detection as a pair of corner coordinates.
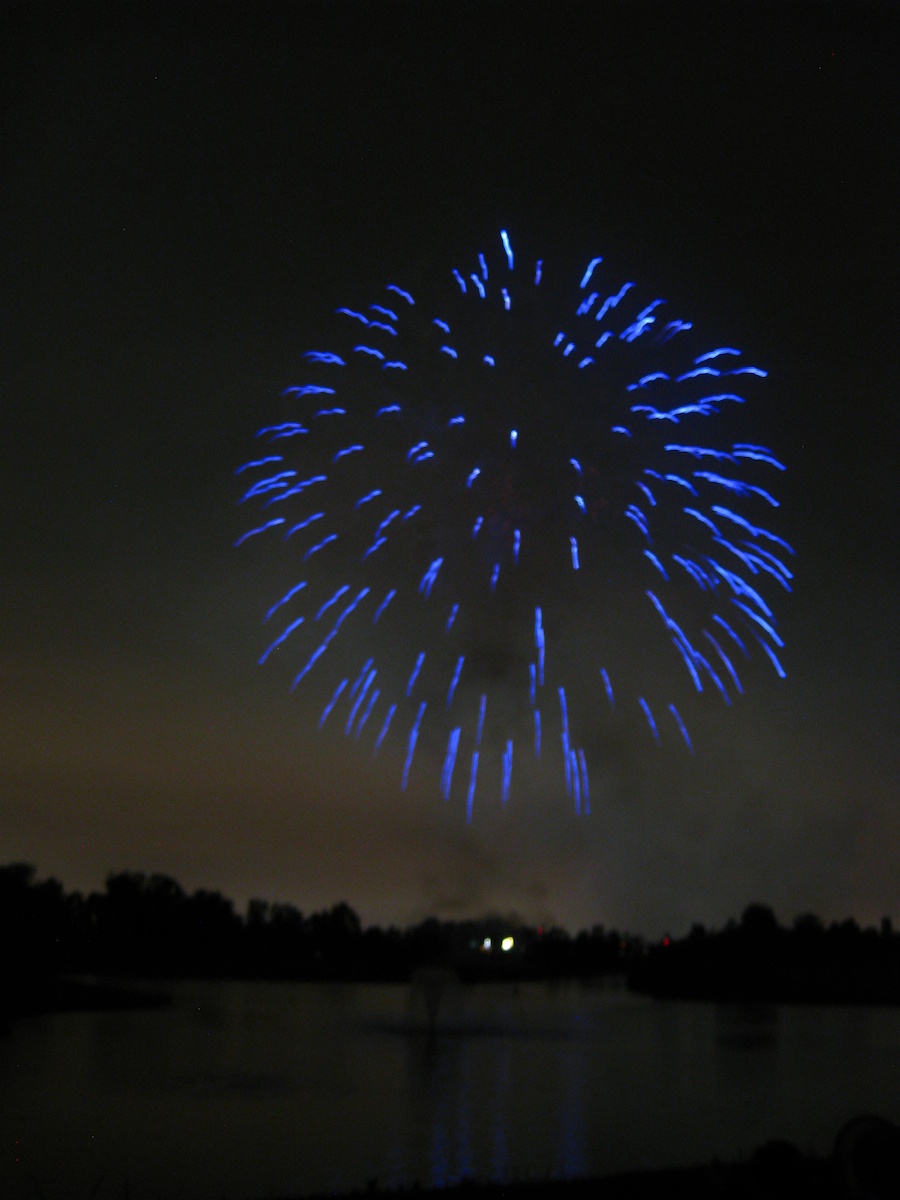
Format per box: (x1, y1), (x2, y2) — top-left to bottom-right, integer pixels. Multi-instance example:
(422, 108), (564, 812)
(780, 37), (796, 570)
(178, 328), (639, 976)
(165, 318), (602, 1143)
(0, 862), (628, 987)
(3, 865), (898, 1010)
(629, 903), (900, 1004)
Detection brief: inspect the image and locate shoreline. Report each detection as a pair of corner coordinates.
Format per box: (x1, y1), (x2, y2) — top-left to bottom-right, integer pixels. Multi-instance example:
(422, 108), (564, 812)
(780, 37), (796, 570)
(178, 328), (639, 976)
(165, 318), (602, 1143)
(271, 1119), (899, 1200)
(1, 975), (171, 1030)
(268, 1151), (843, 1200)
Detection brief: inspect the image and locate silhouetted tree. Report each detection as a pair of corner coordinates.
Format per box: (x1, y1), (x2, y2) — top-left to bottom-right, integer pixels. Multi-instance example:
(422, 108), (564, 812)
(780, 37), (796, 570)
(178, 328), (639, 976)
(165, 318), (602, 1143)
(8, 861), (895, 1002)
(0, 863), (68, 977)
(739, 903), (780, 939)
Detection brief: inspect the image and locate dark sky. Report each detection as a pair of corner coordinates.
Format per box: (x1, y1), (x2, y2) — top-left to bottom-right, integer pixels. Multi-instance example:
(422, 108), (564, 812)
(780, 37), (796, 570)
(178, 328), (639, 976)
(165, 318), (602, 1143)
(2, 0), (896, 936)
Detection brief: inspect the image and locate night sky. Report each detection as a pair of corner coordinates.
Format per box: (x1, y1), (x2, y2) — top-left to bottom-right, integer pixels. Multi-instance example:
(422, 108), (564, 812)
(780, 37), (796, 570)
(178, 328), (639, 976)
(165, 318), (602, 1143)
(2, 0), (896, 937)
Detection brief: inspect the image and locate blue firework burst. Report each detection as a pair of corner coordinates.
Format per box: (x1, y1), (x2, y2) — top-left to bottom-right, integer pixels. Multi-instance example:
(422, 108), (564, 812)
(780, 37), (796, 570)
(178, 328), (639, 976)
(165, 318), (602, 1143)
(236, 232), (791, 818)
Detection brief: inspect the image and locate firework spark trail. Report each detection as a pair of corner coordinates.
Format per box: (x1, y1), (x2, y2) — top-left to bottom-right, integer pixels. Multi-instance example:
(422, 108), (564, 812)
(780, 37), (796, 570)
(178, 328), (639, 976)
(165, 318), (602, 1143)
(237, 231), (790, 817)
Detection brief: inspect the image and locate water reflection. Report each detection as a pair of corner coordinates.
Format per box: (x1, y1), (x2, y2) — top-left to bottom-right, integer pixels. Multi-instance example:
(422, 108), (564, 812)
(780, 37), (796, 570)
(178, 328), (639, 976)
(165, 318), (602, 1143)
(559, 1032), (587, 1177)
(716, 1003), (779, 1051)
(1, 980), (898, 1200)
(408, 966), (462, 1034)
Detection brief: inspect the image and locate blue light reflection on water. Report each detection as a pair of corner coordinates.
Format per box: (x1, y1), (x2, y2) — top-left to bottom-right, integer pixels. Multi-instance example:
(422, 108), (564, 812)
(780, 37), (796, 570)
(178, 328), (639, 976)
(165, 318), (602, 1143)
(1, 980), (900, 1200)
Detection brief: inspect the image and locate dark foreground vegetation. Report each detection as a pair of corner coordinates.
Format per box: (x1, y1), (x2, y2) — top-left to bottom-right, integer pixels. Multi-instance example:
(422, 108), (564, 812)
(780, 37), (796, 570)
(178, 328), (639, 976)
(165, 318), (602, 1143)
(3, 865), (899, 1026)
(286, 1114), (900, 1200)
(289, 1115), (900, 1199)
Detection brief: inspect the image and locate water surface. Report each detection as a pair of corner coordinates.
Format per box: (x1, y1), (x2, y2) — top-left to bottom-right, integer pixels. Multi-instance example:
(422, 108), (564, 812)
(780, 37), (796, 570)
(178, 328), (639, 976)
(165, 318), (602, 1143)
(1, 978), (898, 1199)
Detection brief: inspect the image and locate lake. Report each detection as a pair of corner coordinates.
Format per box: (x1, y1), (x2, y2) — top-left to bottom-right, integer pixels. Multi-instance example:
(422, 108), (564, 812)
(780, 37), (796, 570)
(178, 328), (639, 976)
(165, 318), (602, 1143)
(1, 978), (899, 1199)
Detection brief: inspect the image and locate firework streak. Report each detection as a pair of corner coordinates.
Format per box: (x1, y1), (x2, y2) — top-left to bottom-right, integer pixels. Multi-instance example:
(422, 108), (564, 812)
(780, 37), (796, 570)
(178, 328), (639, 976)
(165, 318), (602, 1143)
(237, 233), (791, 817)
